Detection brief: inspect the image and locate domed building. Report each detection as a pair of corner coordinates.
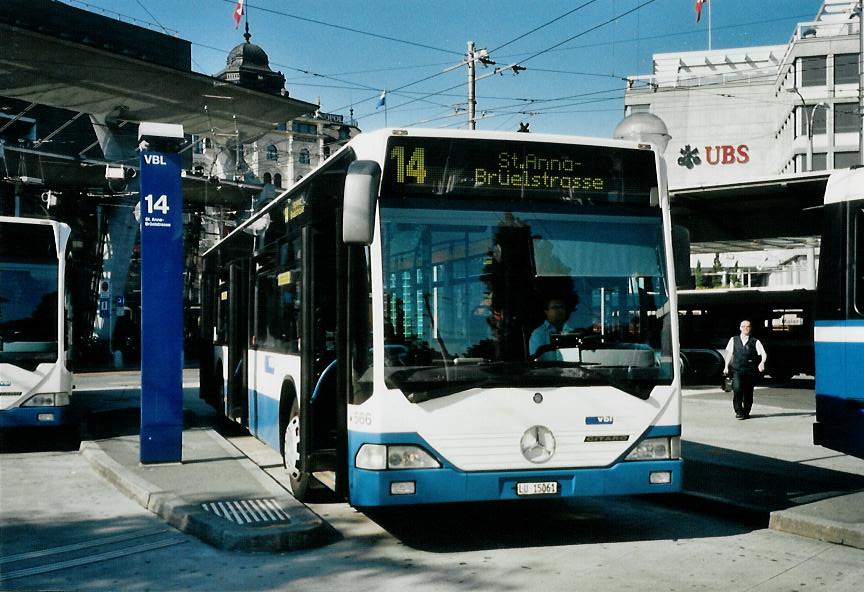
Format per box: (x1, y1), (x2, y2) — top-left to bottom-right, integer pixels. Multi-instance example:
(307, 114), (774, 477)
(216, 23), (286, 96)
(197, 22), (360, 198)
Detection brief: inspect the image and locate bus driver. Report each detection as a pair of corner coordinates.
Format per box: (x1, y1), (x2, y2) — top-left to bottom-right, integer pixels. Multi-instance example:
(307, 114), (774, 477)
(529, 297), (578, 356)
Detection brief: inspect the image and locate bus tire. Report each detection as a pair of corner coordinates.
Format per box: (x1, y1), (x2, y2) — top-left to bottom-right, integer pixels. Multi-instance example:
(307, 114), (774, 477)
(282, 397), (310, 501)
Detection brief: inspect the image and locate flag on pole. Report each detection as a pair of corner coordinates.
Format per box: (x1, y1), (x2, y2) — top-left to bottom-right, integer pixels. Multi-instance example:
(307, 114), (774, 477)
(376, 90), (386, 109)
(695, 0), (707, 23)
(233, 0), (245, 28)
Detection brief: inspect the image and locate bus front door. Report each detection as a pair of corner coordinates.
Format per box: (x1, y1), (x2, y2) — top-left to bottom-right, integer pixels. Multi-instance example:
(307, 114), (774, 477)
(300, 224), (341, 481)
(227, 260), (249, 425)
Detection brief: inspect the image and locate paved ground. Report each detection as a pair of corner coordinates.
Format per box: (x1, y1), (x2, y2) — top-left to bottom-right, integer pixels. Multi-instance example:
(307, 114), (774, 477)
(1, 374), (862, 591)
(1, 371), (864, 550)
(64, 374), (864, 551)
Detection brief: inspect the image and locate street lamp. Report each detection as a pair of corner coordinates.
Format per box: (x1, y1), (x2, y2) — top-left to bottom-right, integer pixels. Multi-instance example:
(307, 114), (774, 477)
(786, 88), (829, 172)
(808, 102), (830, 171)
(852, 1), (863, 166)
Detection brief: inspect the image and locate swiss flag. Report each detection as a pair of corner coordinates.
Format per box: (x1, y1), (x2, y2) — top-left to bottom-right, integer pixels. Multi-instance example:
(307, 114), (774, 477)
(233, 0), (245, 28)
(695, 0), (707, 23)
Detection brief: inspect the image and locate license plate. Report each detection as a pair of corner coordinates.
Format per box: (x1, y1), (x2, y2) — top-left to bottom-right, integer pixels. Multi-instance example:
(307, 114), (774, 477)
(516, 481), (558, 496)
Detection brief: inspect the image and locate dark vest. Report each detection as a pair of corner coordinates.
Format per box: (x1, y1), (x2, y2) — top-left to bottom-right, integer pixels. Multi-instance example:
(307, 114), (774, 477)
(732, 336), (760, 374)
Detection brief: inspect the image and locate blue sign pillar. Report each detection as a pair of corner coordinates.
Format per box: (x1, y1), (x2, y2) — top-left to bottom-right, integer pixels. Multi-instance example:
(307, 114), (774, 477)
(139, 150), (183, 463)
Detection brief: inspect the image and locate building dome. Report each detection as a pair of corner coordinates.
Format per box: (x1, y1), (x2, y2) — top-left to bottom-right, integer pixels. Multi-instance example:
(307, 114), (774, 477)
(226, 36), (271, 71)
(216, 24), (286, 96)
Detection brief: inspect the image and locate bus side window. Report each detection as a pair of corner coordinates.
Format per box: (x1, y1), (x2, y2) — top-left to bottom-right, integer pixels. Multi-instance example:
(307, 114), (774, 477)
(855, 206), (864, 316)
(351, 246), (373, 404)
(280, 239), (302, 353)
(216, 278), (228, 343)
(250, 234), (303, 354)
(253, 253), (274, 350)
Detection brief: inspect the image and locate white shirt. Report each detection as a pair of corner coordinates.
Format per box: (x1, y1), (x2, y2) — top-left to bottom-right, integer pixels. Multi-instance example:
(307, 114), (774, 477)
(529, 319), (577, 355)
(725, 335), (767, 360)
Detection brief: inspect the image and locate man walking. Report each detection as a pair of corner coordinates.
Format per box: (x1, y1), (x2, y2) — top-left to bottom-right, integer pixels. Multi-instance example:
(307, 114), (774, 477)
(723, 319), (767, 420)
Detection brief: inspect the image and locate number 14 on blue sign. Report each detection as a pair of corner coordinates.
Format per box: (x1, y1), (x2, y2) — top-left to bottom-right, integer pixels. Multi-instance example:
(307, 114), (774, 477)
(144, 194), (170, 214)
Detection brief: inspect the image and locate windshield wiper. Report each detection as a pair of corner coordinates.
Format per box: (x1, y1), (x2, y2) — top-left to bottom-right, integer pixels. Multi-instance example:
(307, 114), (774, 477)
(483, 360), (597, 376)
(422, 292), (452, 380)
(395, 361), (609, 403)
(405, 377), (510, 403)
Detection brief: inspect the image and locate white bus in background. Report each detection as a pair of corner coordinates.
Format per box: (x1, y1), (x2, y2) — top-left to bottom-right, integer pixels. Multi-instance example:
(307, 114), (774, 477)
(200, 128), (688, 507)
(813, 166), (864, 459)
(677, 287), (815, 384)
(0, 215), (73, 430)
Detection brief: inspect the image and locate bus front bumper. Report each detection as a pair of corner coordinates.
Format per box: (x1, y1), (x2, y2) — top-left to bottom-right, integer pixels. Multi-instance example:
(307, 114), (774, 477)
(0, 405), (74, 428)
(349, 459), (682, 507)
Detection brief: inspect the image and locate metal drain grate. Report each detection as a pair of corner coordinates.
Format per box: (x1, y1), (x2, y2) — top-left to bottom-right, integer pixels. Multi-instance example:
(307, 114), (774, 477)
(202, 499), (290, 524)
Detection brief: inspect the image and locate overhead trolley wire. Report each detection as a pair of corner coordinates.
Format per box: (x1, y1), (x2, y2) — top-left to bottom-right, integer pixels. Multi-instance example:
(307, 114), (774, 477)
(351, 0), (661, 124)
(216, 0), (462, 56)
(517, 0), (658, 67)
(488, 0), (603, 54)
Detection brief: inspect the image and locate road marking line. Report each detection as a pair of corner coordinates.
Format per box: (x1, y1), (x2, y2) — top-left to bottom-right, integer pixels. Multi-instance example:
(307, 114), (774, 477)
(0, 527), (169, 564)
(0, 538), (187, 581)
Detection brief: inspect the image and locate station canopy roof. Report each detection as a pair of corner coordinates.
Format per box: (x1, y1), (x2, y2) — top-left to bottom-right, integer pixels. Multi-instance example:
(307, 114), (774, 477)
(669, 171), (830, 254)
(0, 24), (317, 143)
(1, 22), (318, 207)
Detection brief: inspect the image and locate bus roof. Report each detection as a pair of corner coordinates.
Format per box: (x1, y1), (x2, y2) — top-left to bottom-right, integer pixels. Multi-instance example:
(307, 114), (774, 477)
(206, 128), (661, 256)
(824, 167), (864, 204)
(345, 127), (658, 161)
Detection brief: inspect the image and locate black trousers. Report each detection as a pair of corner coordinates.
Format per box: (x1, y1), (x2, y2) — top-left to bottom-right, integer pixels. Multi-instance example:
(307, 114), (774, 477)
(732, 371), (758, 417)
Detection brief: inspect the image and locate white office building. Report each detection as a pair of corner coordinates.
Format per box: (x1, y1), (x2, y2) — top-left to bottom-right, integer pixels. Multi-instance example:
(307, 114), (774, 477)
(624, 0), (861, 191)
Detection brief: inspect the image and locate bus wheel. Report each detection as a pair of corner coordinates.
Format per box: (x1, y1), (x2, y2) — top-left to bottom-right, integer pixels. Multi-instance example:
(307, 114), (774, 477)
(283, 398), (310, 500)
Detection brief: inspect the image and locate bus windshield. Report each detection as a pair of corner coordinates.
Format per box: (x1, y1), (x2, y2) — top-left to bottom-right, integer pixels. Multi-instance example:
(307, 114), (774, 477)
(380, 202), (672, 402)
(0, 261), (59, 364)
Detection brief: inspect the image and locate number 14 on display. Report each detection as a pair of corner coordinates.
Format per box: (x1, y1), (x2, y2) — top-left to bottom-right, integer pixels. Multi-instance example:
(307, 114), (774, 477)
(390, 146), (427, 184)
(143, 194), (170, 215)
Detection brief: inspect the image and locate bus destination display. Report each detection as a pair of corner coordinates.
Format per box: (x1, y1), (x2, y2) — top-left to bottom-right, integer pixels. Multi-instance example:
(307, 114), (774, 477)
(383, 136), (657, 204)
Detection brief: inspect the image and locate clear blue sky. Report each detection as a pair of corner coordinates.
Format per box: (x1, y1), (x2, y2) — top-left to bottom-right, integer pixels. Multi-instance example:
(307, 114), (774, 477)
(71, 0), (823, 137)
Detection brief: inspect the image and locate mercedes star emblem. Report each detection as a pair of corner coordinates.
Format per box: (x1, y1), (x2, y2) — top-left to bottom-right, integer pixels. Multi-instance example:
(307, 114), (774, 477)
(520, 425), (556, 463)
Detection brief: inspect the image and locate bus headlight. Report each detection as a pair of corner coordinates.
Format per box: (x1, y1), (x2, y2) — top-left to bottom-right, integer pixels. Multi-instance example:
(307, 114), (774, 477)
(356, 444), (441, 470)
(21, 393), (70, 407)
(625, 437), (680, 461)
(387, 445), (440, 469)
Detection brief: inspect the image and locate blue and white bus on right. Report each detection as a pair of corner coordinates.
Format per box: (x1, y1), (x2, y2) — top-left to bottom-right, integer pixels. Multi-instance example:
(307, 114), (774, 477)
(813, 166), (864, 459)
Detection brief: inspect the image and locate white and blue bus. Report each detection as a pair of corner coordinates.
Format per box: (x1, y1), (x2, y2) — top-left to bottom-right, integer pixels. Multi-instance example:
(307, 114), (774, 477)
(813, 167), (864, 459)
(0, 215), (74, 429)
(200, 128), (687, 506)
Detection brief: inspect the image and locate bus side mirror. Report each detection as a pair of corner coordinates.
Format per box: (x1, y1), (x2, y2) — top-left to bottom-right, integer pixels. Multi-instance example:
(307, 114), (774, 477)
(343, 160), (381, 245)
(672, 225), (693, 289)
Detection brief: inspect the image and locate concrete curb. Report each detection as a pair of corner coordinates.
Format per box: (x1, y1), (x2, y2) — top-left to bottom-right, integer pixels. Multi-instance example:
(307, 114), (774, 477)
(768, 491), (864, 550)
(769, 510), (864, 549)
(80, 441), (156, 508)
(79, 437), (338, 552)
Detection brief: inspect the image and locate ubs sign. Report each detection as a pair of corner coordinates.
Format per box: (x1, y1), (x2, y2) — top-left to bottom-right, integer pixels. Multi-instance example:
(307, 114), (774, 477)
(677, 144), (749, 169)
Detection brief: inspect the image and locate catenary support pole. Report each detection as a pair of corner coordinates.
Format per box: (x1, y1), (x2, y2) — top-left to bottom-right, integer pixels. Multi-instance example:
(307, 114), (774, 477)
(858, 1), (863, 165)
(467, 41), (476, 130)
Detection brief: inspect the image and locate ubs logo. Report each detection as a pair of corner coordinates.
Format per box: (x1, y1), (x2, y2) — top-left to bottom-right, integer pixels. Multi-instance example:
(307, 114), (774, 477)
(678, 145), (702, 169)
(678, 144), (750, 168)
